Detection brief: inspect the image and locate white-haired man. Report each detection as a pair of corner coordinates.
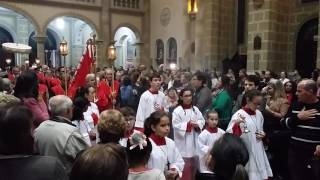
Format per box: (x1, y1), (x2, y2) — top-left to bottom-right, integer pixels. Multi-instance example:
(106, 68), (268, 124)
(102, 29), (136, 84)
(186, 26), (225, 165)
(34, 95), (89, 172)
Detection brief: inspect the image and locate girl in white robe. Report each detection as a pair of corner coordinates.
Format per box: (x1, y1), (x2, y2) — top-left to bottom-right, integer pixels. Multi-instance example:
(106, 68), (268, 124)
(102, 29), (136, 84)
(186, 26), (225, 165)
(172, 88), (205, 180)
(144, 111), (185, 179)
(197, 111), (225, 174)
(227, 89), (273, 180)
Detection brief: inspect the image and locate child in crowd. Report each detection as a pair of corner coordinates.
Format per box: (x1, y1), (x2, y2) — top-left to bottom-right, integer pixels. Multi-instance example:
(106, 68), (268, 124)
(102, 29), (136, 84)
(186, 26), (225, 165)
(72, 97), (92, 146)
(119, 107), (137, 147)
(197, 111), (225, 176)
(172, 88), (205, 180)
(127, 132), (166, 180)
(144, 111), (185, 180)
(135, 73), (167, 132)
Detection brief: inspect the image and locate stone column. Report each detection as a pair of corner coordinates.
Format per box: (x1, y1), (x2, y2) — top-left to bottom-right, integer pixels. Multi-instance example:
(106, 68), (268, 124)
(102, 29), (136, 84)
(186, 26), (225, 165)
(34, 35), (47, 65)
(100, 0), (111, 68)
(141, 0), (151, 68)
(134, 42), (144, 66)
(247, 0), (291, 73)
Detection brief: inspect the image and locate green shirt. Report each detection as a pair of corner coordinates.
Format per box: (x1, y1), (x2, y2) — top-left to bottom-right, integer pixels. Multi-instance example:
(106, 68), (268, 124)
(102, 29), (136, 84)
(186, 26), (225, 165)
(212, 89), (233, 122)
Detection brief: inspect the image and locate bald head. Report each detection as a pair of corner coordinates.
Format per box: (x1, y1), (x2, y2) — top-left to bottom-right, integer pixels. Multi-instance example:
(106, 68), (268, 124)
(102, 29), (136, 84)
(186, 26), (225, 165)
(296, 79), (318, 103)
(298, 79), (317, 95)
(85, 73), (96, 86)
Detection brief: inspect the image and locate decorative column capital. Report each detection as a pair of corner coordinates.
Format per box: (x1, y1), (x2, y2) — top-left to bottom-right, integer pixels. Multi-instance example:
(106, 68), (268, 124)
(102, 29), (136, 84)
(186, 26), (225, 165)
(34, 35), (48, 43)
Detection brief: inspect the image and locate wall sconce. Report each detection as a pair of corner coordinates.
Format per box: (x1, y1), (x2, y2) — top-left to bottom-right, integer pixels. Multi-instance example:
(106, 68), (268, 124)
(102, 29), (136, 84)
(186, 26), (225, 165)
(107, 43), (117, 61)
(5, 58), (11, 65)
(35, 58), (40, 65)
(25, 60), (29, 65)
(59, 37), (69, 95)
(188, 0), (198, 19)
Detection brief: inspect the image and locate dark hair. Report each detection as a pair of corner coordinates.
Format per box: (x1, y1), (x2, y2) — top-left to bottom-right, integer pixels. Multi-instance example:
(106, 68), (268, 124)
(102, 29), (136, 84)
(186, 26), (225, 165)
(119, 106), (136, 117)
(206, 110), (218, 120)
(122, 75), (131, 86)
(70, 144), (128, 180)
(243, 89), (262, 105)
(149, 72), (161, 81)
(178, 88), (193, 105)
(193, 72), (207, 84)
(74, 85), (94, 99)
(126, 135), (152, 168)
(144, 111), (170, 137)
(210, 133), (249, 180)
(72, 97), (90, 121)
(0, 105), (34, 155)
(14, 70), (39, 99)
(246, 75), (260, 87)
(221, 75), (231, 88)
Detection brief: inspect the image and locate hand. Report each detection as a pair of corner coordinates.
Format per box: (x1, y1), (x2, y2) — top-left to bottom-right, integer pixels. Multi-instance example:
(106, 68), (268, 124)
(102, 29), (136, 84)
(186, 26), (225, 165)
(111, 91), (117, 98)
(89, 131), (96, 141)
(255, 131), (266, 141)
(166, 169), (178, 180)
(112, 99), (117, 105)
(314, 145), (320, 157)
(297, 109), (318, 120)
(236, 114), (246, 124)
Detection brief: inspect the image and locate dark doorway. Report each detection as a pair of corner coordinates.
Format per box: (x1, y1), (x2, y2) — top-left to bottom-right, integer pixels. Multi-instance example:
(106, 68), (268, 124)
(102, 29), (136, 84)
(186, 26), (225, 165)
(0, 27), (14, 70)
(28, 29), (57, 64)
(296, 18), (318, 78)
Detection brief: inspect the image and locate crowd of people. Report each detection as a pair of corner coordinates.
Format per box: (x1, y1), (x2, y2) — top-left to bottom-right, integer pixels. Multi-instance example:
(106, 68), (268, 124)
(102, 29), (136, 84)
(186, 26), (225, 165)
(0, 64), (320, 180)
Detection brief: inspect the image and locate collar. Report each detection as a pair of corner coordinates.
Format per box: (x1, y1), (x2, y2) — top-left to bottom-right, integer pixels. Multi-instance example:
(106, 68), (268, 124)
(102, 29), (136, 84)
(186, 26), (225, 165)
(124, 129), (134, 138)
(50, 116), (76, 127)
(242, 107), (256, 115)
(150, 133), (166, 145)
(182, 103), (192, 109)
(206, 127), (218, 133)
(148, 89), (159, 94)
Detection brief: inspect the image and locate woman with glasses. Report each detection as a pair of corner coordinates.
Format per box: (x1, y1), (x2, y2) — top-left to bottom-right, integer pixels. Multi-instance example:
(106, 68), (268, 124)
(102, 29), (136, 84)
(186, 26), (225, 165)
(172, 88), (205, 180)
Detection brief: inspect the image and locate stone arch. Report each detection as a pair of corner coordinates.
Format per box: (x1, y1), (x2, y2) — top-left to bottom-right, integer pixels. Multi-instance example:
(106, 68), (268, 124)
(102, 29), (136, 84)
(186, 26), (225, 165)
(112, 23), (141, 42)
(43, 13), (99, 37)
(293, 13), (319, 69)
(0, 24), (17, 42)
(0, 3), (41, 33)
(295, 17), (318, 78)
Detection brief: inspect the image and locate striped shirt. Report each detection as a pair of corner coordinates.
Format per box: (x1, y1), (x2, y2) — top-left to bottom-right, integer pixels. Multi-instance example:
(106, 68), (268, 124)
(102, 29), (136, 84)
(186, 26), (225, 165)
(282, 101), (320, 151)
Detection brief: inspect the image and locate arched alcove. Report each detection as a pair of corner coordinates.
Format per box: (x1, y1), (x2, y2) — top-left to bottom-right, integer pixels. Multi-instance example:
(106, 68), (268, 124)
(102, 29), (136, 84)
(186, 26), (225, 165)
(155, 39), (164, 65)
(166, 37), (177, 64)
(114, 27), (138, 68)
(45, 16), (96, 67)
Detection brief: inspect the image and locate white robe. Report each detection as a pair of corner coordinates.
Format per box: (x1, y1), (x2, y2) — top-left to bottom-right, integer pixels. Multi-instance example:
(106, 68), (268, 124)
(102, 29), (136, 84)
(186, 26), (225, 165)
(172, 106), (205, 158)
(135, 90), (167, 128)
(72, 120), (92, 146)
(119, 129), (140, 147)
(227, 109), (273, 180)
(197, 128), (225, 173)
(148, 137), (185, 177)
(83, 102), (99, 129)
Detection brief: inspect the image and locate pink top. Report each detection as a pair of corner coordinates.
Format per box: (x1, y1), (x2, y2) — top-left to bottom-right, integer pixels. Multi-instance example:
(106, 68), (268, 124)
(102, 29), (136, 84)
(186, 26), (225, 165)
(23, 97), (49, 127)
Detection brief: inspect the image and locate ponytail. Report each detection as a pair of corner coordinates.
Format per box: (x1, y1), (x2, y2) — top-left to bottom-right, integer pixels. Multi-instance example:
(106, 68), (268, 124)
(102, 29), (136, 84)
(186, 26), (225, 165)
(144, 117), (153, 137)
(232, 164), (249, 180)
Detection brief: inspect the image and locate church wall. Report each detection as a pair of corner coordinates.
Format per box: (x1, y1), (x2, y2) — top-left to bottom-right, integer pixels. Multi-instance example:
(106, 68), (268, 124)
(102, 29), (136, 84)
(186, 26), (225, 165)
(247, 0), (319, 73)
(150, 0), (189, 69)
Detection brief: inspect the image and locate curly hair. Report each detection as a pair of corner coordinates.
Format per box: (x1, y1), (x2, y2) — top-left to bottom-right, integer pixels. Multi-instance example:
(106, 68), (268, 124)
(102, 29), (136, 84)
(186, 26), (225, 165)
(98, 110), (126, 144)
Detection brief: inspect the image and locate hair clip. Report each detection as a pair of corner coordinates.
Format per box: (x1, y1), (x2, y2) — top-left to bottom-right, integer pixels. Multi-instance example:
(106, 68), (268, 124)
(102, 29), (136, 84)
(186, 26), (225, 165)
(129, 132), (147, 150)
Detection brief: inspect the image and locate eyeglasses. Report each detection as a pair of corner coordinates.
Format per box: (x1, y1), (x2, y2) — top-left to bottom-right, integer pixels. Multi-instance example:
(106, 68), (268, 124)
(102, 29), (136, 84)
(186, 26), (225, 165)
(183, 94), (192, 97)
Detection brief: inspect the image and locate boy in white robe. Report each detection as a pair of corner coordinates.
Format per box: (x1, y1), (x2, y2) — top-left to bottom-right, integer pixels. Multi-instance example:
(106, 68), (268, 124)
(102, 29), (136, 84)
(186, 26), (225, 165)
(197, 111), (225, 174)
(135, 73), (167, 132)
(227, 89), (273, 180)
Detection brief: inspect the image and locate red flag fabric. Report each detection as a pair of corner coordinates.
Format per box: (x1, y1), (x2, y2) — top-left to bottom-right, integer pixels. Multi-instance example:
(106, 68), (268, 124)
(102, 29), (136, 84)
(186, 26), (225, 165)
(68, 45), (93, 98)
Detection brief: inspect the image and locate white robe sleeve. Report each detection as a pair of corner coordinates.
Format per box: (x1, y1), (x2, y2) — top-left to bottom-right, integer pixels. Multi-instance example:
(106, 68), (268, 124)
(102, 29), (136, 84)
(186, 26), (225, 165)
(195, 107), (205, 129)
(197, 131), (209, 157)
(172, 107), (189, 138)
(167, 138), (185, 177)
(226, 112), (243, 134)
(135, 94), (147, 128)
